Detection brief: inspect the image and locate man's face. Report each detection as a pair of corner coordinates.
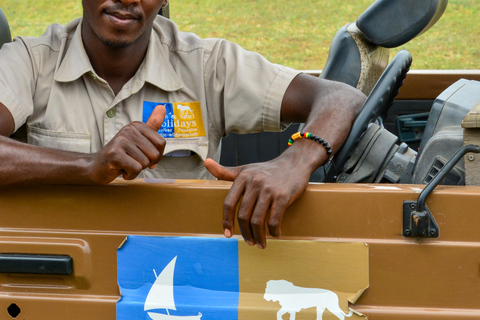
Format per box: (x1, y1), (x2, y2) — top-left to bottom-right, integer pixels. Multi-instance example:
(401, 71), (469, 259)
(82, 0), (167, 48)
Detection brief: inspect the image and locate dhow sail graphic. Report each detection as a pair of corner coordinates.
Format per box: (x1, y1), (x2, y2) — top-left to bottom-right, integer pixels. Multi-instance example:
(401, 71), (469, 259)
(144, 256), (202, 320)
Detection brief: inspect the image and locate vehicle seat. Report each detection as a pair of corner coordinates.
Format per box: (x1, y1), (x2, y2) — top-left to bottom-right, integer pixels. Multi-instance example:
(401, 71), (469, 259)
(0, 8), (11, 48)
(321, 0), (448, 96)
(320, 23), (388, 96)
(159, 4), (169, 18)
(357, 0), (448, 48)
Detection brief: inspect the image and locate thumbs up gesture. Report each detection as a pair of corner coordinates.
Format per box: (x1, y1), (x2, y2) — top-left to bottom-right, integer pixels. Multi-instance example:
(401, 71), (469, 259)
(89, 105), (167, 184)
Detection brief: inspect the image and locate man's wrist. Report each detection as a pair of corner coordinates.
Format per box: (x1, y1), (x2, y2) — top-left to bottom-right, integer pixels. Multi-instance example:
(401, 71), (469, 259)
(282, 137), (330, 175)
(287, 131), (332, 166)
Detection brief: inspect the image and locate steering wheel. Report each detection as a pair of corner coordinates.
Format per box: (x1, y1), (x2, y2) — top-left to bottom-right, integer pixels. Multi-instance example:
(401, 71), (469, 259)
(323, 50), (413, 182)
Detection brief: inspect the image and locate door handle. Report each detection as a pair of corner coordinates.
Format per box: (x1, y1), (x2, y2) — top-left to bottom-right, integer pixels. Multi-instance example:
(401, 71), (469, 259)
(0, 253), (73, 275)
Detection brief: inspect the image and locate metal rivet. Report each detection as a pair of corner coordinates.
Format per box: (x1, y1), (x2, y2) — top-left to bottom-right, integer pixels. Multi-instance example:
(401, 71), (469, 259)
(430, 229), (437, 236)
(409, 203), (416, 210)
(404, 229), (411, 236)
(106, 108), (116, 118)
(468, 154), (475, 161)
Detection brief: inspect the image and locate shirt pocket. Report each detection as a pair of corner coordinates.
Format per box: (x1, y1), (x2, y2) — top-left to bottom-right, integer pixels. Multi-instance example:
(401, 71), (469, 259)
(27, 126), (92, 153)
(142, 153), (213, 180)
(164, 138), (209, 161)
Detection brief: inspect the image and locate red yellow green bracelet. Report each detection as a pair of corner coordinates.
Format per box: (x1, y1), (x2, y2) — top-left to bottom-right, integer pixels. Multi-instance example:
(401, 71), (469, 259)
(288, 131), (333, 156)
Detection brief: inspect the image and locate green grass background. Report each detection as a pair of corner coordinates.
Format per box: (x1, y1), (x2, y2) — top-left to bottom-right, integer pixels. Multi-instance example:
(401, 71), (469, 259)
(2, 0), (479, 70)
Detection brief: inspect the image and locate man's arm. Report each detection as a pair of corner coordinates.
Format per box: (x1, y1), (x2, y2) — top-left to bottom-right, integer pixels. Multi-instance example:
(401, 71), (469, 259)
(205, 73), (366, 249)
(0, 102), (167, 186)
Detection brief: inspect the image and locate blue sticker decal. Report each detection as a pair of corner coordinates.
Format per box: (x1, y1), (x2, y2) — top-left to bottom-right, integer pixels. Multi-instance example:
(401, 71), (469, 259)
(117, 236), (239, 320)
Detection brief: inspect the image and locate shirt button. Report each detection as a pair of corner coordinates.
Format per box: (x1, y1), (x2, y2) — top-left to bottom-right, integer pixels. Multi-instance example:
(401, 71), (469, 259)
(106, 108), (116, 118)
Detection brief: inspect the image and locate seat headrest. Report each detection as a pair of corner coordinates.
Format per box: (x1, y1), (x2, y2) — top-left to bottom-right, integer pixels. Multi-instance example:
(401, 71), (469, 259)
(356, 0), (448, 48)
(0, 8), (12, 48)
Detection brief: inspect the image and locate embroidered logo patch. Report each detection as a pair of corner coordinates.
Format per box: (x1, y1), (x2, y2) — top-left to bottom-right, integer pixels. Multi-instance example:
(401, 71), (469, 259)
(143, 101), (205, 138)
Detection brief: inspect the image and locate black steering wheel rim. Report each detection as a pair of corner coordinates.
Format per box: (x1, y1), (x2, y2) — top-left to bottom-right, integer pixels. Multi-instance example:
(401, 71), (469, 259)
(323, 50), (413, 182)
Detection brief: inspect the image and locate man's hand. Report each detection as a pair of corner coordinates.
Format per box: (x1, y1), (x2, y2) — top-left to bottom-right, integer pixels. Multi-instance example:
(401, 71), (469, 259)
(89, 105), (167, 184)
(205, 154), (311, 249)
(204, 76), (365, 249)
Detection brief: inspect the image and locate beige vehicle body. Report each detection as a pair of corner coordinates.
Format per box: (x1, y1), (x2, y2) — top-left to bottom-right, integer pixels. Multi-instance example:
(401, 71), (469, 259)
(2, 71), (480, 320)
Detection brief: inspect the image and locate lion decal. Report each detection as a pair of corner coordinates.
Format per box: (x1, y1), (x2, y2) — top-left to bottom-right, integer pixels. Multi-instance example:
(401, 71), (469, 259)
(264, 280), (353, 320)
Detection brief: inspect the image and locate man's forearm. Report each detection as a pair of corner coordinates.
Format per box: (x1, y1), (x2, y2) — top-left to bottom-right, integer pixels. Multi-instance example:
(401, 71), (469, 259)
(0, 105), (167, 187)
(282, 75), (366, 173)
(0, 135), (95, 186)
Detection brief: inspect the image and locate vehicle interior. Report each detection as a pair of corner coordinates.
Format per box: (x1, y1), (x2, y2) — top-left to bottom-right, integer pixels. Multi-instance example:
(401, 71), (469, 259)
(220, 0), (480, 188)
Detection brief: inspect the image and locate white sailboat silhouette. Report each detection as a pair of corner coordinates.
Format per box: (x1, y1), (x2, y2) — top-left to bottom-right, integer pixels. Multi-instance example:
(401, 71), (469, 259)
(144, 256), (202, 320)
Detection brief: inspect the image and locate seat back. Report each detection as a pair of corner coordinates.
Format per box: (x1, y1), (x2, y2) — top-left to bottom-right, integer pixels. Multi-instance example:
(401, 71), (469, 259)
(159, 4), (170, 18)
(0, 8), (11, 48)
(320, 23), (389, 96)
(357, 0), (448, 48)
(321, 0), (448, 96)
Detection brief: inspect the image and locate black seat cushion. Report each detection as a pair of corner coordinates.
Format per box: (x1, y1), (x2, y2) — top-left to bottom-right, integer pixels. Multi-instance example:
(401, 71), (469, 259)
(0, 8), (11, 48)
(357, 0), (448, 48)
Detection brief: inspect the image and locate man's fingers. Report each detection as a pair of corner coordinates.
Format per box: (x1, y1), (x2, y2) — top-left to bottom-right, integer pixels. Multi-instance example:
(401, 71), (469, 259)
(204, 158), (240, 181)
(222, 179), (246, 238)
(236, 189), (258, 246)
(267, 197), (289, 239)
(145, 105), (167, 168)
(250, 195), (271, 249)
(146, 104), (167, 131)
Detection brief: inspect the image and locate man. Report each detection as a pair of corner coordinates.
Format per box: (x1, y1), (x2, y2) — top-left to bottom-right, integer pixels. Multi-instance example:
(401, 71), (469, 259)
(0, 0), (365, 248)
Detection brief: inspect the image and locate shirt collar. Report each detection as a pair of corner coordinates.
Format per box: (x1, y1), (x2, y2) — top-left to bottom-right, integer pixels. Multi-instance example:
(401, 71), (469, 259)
(54, 19), (95, 82)
(143, 18), (184, 91)
(54, 17), (184, 92)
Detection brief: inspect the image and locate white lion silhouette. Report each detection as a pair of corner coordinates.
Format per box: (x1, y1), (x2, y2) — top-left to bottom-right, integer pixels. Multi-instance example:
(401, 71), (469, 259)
(177, 104), (193, 117)
(264, 280), (353, 320)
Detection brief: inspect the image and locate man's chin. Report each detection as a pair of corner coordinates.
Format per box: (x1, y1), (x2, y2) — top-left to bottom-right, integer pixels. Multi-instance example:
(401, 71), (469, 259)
(100, 36), (132, 48)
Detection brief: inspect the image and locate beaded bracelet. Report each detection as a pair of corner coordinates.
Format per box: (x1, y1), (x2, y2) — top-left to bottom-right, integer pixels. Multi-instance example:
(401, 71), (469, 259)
(288, 131), (333, 156)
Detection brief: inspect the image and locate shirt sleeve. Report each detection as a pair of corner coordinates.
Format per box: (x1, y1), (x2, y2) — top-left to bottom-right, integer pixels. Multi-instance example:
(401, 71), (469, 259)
(0, 37), (36, 132)
(204, 39), (301, 136)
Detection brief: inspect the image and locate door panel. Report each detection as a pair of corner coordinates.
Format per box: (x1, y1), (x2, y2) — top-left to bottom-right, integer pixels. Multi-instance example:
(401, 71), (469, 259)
(1, 181), (479, 319)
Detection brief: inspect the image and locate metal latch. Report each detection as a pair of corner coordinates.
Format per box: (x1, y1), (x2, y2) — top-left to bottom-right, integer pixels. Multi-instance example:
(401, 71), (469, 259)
(403, 144), (480, 237)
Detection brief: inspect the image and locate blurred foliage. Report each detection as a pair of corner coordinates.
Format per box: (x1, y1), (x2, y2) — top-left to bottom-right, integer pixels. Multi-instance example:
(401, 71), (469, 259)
(3, 0), (479, 69)
(3, 0), (82, 37)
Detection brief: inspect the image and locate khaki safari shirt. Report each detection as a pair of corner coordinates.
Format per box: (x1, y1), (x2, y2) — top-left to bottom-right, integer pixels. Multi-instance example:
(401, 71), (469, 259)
(0, 16), (300, 179)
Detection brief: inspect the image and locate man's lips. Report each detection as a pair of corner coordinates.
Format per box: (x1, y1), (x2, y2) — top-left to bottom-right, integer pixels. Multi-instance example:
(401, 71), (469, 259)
(104, 10), (141, 26)
(106, 11), (139, 20)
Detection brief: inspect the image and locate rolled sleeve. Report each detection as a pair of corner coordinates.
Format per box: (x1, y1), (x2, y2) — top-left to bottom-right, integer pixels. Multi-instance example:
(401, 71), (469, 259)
(205, 39), (300, 136)
(0, 38), (36, 131)
(263, 64), (300, 131)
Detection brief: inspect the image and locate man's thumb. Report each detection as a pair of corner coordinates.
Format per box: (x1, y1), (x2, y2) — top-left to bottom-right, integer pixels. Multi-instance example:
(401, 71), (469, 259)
(204, 158), (240, 181)
(146, 105), (167, 131)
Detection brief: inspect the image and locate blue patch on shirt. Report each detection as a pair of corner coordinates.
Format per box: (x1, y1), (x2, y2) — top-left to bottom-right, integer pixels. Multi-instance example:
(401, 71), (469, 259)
(143, 101), (174, 138)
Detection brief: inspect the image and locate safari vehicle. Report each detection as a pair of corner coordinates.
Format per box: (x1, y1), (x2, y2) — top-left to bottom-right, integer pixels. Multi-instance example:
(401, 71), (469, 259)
(1, 0), (480, 319)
